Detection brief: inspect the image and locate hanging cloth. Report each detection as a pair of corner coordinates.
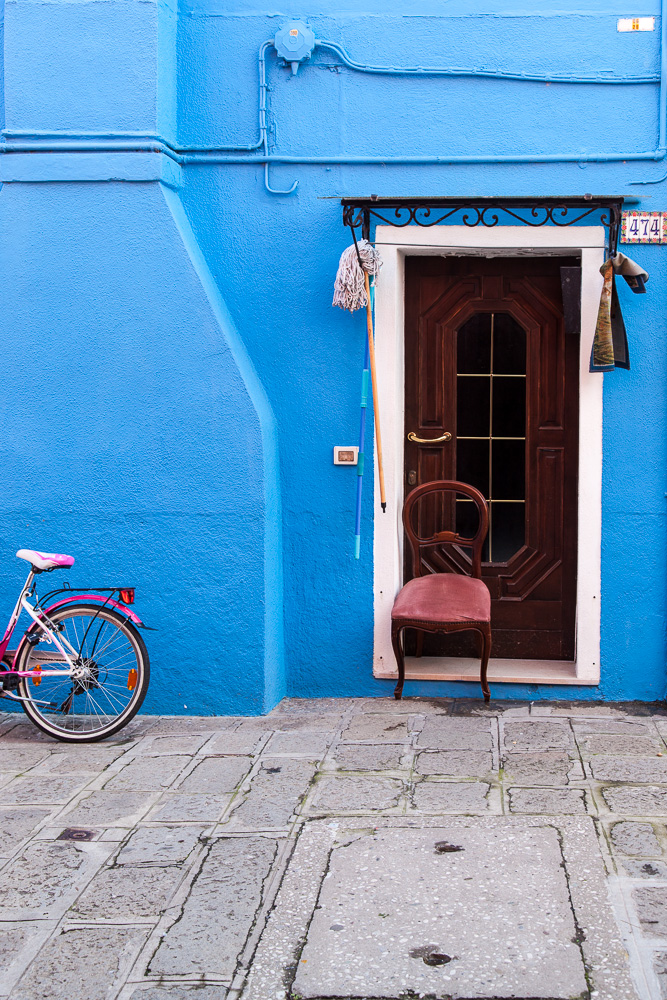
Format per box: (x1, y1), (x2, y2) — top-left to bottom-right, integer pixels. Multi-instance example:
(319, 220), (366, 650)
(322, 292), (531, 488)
(611, 252), (649, 294)
(589, 253), (648, 372)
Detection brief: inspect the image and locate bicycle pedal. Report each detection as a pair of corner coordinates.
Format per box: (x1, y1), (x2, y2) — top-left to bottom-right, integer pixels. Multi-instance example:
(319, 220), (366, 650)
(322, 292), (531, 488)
(0, 672), (20, 692)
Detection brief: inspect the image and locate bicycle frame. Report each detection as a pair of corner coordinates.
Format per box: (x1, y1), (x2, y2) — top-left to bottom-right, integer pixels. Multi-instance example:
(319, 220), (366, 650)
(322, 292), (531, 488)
(0, 554), (151, 741)
(0, 570), (147, 706)
(0, 570), (79, 683)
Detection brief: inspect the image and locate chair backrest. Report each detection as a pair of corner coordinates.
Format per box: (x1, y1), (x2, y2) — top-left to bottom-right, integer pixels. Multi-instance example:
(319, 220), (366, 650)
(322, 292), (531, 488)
(403, 480), (489, 580)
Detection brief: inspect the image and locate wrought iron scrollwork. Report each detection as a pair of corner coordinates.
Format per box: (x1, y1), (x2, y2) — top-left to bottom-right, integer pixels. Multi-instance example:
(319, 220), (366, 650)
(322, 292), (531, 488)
(342, 197), (624, 253)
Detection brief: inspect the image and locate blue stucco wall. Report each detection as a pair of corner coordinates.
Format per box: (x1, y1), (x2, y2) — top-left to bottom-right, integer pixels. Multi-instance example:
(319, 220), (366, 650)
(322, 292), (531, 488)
(1, 0), (666, 709)
(0, 174), (284, 715)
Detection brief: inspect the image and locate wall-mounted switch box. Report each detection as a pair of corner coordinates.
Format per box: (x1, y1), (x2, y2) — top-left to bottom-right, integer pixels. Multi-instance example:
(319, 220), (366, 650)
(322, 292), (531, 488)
(333, 446), (359, 465)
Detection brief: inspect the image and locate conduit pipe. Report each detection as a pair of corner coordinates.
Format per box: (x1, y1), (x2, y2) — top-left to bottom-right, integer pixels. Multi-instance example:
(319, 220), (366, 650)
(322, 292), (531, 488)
(2, 40), (273, 156)
(661, 0), (667, 151)
(633, 0), (667, 182)
(3, 4), (667, 193)
(4, 146), (666, 166)
(314, 39), (659, 85)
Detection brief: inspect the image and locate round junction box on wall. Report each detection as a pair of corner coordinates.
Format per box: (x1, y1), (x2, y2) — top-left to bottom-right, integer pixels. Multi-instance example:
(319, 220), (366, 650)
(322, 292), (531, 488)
(273, 21), (316, 74)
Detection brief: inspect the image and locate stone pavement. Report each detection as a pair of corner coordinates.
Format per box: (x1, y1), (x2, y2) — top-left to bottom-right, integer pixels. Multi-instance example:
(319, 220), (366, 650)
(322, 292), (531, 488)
(0, 700), (667, 998)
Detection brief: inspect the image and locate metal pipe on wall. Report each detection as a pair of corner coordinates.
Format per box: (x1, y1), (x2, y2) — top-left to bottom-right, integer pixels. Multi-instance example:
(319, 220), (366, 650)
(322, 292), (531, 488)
(3, 13), (667, 194)
(315, 39), (660, 85)
(660, 0), (667, 152)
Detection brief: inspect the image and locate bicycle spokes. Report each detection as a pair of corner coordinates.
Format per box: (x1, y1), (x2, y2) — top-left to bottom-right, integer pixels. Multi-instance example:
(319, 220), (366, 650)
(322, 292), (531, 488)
(17, 605), (149, 740)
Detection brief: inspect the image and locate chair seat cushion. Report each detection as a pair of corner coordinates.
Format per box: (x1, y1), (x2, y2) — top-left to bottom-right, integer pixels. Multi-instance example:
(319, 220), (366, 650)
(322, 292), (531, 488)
(391, 573), (491, 624)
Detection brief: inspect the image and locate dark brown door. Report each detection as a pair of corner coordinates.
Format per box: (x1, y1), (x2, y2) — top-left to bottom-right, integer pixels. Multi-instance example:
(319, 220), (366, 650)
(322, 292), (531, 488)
(404, 255), (579, 660)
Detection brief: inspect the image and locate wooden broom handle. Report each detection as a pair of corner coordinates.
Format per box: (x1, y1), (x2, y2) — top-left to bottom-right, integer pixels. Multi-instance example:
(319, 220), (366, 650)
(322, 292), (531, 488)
(364, 272), (386, 512)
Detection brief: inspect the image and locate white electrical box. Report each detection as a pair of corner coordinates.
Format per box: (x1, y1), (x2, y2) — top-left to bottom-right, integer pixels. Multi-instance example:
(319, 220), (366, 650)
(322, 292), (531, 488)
(333, 446), (359, 465)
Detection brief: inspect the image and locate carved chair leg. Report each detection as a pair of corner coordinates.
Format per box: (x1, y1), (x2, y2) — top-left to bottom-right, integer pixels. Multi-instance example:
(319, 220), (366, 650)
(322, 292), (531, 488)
(479, 625), (492, 703)
(391, 623), (405, 700)
(414, 630), (424, 658)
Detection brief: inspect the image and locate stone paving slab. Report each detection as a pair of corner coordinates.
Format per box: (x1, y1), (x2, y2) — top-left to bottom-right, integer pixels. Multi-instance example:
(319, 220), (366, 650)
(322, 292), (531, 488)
(148, 837), (278, 979)
(611, 821), (663, 857)
(0, 840), (112, 919)
(104, 756), (191, 792)
(507, 786), (588, 814)
(0, 747), (52, 771)
(141, 736), (210, 756)
(578, 734), (664, 756)
(0, 806), (52, 844)
(502, 749), (583, 784)
(140, 718), (237, 736)
(71, 864), (186, 920)
(204, 730), (268, 755)
(35, 747), (128, 773)
(248, 816), (635, 1000)
(573, 719), (656, 736)
(148, 793), (226, 823)
(415, 749), (494, 777)
(327, 743), (409, 771)
(127, 987), (228, 1000)
(0, 920), (57, 996)
(339, 713), (413, 743)
(591, 756), (667, 783)
(6, 701), (667, 998)
(223, 759), (316, 830)
(635, 887), (667, 936)
(503, 719), (575, 750)
(412, 778), (494, 814)
(115, 826), (205, 865)
(603, 785), (667, 816)
(263, 731), (333, 756)
(294, 823), (586, 999)
(417, 715), (494, 750)
(0, 774), (91, 804)
(176, 756), (252, 795)
(61, 790), (157, 827)
(622, 859), (667, 879)
(307, 775), (405, 814)
(12, 925), (148, 1000)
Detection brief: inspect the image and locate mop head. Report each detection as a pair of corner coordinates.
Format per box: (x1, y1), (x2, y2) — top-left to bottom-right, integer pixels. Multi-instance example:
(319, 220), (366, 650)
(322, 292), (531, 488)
(333, 239), (382, 311)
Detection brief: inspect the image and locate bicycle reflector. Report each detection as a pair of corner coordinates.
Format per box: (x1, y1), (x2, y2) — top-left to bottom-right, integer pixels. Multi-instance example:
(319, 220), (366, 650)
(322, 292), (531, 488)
(127, 669), (138, 691)
(119, 589), (135, 605)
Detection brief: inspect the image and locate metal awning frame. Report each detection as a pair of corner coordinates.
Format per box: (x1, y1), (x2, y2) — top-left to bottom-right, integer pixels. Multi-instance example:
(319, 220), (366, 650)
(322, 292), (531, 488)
(341, 196), (625, 255)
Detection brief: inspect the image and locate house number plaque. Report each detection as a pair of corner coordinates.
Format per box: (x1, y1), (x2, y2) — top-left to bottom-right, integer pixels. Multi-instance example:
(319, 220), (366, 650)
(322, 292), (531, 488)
(621, 211), (667, 243)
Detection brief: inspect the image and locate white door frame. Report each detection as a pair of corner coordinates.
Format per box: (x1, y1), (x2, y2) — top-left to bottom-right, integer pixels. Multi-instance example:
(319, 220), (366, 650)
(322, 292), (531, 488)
(372, 225), (604, 688)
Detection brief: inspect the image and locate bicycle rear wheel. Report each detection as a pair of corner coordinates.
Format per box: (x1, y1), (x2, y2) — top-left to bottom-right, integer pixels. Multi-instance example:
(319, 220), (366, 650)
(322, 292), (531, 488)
(16, 602), (150, 742)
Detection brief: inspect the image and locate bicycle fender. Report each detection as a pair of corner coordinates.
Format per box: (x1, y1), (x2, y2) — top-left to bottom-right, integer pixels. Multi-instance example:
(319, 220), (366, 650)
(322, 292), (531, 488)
(10, 596), (151, 668)
(42, 594), (146, 628)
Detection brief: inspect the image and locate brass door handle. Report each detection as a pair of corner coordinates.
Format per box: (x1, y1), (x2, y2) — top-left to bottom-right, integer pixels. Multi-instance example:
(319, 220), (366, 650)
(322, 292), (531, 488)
(407, 431), (452, 444)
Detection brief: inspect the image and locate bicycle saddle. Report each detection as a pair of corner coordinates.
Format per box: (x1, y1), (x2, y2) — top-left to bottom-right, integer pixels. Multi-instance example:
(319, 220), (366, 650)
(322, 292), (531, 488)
(16, 549), (75, 571)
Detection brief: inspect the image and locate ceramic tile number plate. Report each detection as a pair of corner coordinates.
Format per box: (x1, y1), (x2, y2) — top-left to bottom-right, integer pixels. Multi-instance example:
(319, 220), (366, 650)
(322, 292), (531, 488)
(621, 211), (667, 243)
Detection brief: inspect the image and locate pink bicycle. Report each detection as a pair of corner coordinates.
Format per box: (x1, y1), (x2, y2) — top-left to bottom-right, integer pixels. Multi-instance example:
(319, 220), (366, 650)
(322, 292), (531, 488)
(0, 549), (150, 742)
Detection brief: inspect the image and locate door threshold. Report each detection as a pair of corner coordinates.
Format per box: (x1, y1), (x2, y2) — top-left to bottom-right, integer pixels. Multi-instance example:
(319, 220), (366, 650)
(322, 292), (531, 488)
(374, 656), (596, 686)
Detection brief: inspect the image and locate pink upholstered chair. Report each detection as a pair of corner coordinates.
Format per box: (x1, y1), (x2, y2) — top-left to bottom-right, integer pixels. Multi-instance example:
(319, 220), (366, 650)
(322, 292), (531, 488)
(391, 480), (492, 702)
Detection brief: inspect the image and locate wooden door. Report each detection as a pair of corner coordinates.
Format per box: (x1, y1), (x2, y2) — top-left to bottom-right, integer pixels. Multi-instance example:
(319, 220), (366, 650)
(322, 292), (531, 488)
(404, 256), (579, 660)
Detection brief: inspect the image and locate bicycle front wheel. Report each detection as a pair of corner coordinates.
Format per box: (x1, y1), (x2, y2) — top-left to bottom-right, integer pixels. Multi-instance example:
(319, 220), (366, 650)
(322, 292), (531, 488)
(16, 602), (150, 742)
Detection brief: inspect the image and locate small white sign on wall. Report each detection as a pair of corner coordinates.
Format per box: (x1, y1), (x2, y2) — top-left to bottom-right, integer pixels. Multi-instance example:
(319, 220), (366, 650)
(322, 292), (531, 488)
(621, 211), (667, 243)
(617, 17), (655, 30)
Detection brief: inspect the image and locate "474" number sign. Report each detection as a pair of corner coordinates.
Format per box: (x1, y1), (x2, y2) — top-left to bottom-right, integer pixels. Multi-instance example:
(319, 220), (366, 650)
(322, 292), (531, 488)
(621, 211), (667, 243)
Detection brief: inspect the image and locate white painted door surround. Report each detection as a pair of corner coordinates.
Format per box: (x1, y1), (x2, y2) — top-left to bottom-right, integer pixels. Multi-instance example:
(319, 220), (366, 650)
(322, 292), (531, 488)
(372, 225), (604, 688)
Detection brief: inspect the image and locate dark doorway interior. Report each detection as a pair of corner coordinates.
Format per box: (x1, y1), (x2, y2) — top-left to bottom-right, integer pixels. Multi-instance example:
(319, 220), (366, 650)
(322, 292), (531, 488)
(403, 255), (579, 660)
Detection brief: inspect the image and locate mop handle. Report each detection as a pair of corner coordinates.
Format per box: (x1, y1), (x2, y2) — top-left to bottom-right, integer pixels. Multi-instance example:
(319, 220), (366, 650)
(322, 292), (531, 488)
(354, 338), (370, 559)
(364, 272), (387, 512)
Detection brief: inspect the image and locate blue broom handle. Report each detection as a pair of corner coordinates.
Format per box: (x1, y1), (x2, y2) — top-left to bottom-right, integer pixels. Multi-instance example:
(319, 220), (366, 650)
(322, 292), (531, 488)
(354, 337), (371, 559)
